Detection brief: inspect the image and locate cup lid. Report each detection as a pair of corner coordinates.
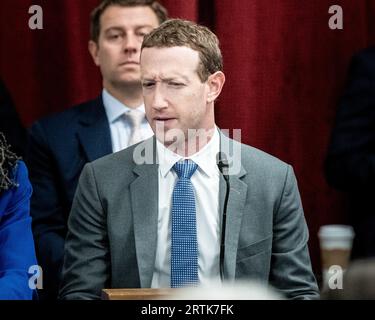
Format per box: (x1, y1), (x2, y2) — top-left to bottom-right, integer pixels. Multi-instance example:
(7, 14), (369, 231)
(318, 224), (355, 239)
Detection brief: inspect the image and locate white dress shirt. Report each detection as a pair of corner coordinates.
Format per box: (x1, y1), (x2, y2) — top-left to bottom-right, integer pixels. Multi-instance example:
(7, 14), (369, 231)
(102, 89), (154, 152)
(151, 127), (222, 287)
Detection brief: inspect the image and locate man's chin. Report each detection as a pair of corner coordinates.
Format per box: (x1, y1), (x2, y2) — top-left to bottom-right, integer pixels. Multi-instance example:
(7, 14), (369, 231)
(154, 129), (185, 147)
(116, 78), (142, 88)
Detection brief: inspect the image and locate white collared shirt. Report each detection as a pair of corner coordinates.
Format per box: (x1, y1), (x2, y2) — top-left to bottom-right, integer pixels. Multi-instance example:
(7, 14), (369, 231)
(151, 127), (221, 287)
(102, 89), (154, 152)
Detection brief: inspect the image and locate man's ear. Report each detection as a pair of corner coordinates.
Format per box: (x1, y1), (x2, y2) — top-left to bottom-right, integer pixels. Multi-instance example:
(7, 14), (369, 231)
(207, 71), (225, 103)
(88, 40), (100, 66)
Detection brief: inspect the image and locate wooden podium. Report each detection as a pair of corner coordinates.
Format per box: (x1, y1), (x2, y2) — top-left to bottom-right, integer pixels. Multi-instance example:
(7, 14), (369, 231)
(102, 288), (178, 300)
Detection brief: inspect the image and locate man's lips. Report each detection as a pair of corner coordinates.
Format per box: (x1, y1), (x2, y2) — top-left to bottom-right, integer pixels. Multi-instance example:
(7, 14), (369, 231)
(154, 117), (176, 121)
(154, 117), (177, 126)
(119, 61), (139, 66)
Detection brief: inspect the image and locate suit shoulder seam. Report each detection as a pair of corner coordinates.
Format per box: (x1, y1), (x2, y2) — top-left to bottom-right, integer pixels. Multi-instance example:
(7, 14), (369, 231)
(88, 163), (106, 213)
(274, 164), (291, 216)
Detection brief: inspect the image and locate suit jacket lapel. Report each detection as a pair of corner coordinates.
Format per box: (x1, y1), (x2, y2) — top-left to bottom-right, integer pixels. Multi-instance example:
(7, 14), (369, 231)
(130, 138), (159, 288)
(76, 96), (112, 162)
(218, 132), (247, 280)
(220, 174), (247, 280)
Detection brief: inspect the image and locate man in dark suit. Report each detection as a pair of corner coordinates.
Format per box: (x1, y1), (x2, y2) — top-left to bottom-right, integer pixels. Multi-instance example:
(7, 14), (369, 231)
(26, 0), (168, 300)
(325, 47), (375, 259)
(59, 19), (319, 300)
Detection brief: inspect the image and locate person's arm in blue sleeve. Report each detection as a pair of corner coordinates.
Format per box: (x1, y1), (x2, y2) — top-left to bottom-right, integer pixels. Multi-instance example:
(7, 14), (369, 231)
(0, 161), (38, 299)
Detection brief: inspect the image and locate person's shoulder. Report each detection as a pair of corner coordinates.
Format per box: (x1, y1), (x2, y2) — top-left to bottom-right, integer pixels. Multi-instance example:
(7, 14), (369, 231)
(79, 138), (155, 187)
(89, 136), (155, 170)
(12, 160), (32, 192)
(218, 134), (292, 186)
(242, 143), (287, 165)
(1, 160), (29, 189)
(0, 160), (32, 215)
(354, 46), (375, 60)
(350, 46), (375, 71)
(243, 143), (291, 179)
(228, 137), (289, 171)
(31, 96), (102, 129)
(13, 160), (28, 179)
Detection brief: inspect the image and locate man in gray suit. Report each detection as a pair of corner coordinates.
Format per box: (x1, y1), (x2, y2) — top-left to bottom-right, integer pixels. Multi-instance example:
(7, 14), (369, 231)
(59, 19), (319, 300)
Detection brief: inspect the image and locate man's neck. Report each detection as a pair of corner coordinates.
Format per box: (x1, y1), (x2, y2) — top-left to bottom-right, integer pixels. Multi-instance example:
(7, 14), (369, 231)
(165, 127), (216, 157)
(104, 82), (143, 109)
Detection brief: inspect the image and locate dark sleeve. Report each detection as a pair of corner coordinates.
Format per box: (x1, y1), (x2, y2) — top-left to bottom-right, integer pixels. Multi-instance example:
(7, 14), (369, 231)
(59, 163), (110, 300)
(0, 161), (38, 299)
(26, 121), (66, 299)
(269, 166), (320, 300)
(325, 49), (375, 191)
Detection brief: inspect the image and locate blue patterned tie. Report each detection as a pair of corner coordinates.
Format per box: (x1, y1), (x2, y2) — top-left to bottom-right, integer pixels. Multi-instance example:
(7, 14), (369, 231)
(171, 160), (199, 288)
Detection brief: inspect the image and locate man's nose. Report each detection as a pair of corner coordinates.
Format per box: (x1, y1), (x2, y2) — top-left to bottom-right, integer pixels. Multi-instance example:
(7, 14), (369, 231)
(123, 34), (138, 54)
(152, 86), (168, 110)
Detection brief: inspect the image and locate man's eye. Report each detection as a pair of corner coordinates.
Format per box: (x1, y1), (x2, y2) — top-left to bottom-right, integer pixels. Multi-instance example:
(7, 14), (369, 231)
(137, 28), (152, 37)
(142, 82), (155, 88)
(169, 82), (184, 87)
(108, 34), (121, 40)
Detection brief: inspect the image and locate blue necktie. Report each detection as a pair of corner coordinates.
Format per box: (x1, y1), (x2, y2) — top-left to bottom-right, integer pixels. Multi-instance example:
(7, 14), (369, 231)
(171, 160), (199, 288)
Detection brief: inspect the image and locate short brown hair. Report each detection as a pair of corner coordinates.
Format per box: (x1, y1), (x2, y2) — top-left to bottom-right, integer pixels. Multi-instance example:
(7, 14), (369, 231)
(90, 0), (168, 43)
(142, 19), (223, 82)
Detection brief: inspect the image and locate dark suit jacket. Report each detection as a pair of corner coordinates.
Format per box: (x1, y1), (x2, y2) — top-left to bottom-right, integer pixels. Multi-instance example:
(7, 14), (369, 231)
(59, 134), (319, 300)
(26, 96), (112, 299)
(325, 47), (375, 258)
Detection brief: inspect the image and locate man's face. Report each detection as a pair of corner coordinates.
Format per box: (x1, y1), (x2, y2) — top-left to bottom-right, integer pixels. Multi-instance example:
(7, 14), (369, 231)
(141, 46), (215, 146)
(89, 5), (159, 88)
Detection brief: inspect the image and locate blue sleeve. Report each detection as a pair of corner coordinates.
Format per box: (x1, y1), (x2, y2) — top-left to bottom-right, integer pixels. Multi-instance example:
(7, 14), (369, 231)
(0, 161), (38, 300)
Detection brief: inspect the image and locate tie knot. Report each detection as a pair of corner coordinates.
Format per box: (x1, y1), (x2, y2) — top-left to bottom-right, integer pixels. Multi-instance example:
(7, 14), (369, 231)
(173, 160), (198, 179)
(127, 109), (144, 128)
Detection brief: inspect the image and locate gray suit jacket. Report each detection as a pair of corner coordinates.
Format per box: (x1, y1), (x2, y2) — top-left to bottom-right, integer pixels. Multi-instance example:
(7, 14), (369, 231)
(59, 133), (319, 300)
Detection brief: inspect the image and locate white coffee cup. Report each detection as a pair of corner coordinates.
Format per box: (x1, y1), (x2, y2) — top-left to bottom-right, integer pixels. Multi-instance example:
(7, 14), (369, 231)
(318, 225), (355, 289)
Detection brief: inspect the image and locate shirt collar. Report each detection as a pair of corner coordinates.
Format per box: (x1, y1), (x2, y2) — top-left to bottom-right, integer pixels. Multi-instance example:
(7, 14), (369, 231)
(157, 126), (220, 178)
(102, 89), (145, 123)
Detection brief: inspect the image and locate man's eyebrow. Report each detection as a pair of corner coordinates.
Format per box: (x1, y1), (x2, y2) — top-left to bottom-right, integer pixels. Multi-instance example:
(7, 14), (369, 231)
(134, 24), (156, 29)
(103, 26), (124, 33)
(104, 25), (155, 32)
(161, 75), (190, 82)
(142, 78), (156, 82)
(141, 75), (190, 83)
